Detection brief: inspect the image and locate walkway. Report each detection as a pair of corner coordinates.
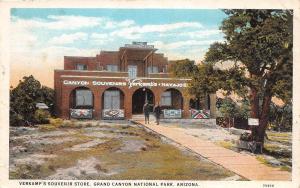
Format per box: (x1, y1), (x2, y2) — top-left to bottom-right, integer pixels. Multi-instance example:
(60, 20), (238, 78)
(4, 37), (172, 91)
(131, 117), (291, 181)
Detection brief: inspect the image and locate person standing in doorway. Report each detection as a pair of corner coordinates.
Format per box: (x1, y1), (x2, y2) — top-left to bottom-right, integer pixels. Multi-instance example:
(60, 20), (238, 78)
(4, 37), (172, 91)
(143, 102), (150, 124)
(153, 102), (161, 125)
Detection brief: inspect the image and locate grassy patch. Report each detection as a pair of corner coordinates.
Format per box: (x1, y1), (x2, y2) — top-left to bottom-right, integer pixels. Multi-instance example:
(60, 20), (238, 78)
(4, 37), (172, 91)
(38, 124), (57, 132)
(280, 166), (292, 172)
(101, 142), (235, 180)
(255, 156), (273, 167)
(267, 132), (290, 138)
(268, 136), (291, 145)
(264, 143), (281, 151)
(263, 143), (291, 158)
(216, 141), (235, 150)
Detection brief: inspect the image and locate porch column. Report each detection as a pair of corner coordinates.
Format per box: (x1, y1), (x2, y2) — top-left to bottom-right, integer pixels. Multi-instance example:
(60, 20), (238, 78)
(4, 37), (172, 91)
(153, 88), (163, 107)
(182, 97), (191, 119)
(125, 90), (132, 119)
(92, 89), (102, 120)
(209, 93), (217, 118)
(61, 88), (72, 119)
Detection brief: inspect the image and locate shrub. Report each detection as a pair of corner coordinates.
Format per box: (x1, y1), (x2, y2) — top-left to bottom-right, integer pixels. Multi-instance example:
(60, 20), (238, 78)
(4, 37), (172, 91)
(49, 118), (63, 128)
(10, 75), (54, 126)
(34, 109), (50, 124)
(38, 124), (57, 131)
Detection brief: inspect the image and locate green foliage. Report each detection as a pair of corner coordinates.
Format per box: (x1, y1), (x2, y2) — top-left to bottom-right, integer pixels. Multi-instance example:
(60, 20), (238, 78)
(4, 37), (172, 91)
(189, 63), (221, 98)
(34, 109), (50, 124)
(219, 98), (250, 119)
(219, 98), (238, 119)
(10, 75), (54, 126)
(269, 102), (292, 131)
(205, 10), (293, 103)
(168, 59), (198, 78)
(204, 10), (292, 141)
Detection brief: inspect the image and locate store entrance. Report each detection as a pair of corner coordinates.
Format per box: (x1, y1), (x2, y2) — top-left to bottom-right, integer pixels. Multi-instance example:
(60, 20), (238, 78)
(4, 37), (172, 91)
(132, 88), (155, 114)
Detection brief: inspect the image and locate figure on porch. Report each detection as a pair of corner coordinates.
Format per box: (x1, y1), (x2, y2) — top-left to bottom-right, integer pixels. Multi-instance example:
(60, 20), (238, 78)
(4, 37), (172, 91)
(153, 102), (161, 125)
(143, 102), (150, 124)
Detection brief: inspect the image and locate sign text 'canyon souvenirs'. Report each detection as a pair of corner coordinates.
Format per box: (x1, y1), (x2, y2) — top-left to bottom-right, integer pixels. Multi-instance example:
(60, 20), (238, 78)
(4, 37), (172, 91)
(63, 79), (188, 88)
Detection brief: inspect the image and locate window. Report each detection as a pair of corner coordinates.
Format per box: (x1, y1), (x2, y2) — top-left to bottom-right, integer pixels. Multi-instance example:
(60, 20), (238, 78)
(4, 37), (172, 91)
(128, 65), (137, 79)
(107, 65), (118, 72)
(147, 66), (159, 73)
(76, 90), (93, 106)
(104, 90), (120, 109)
(76, 64), (87, 70)
(160, 91), (172, 106)
(162, 65), (167, 73)
(96, 63), (103, 71)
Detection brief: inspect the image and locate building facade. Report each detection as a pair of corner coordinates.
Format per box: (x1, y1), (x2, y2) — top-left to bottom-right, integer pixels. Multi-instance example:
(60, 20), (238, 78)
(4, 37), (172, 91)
(54, 42), (216, 120)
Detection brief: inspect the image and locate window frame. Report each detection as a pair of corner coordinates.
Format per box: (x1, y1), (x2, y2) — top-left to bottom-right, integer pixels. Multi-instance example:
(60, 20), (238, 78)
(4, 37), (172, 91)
(106, 64), (119, 72)
(160, 91), (172, 106)
(76, 63), (88, 70)
(75, 89), (93, 108)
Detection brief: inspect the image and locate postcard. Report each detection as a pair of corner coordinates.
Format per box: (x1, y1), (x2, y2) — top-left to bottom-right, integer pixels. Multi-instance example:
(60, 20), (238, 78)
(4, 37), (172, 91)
(0, 0), (299, 188)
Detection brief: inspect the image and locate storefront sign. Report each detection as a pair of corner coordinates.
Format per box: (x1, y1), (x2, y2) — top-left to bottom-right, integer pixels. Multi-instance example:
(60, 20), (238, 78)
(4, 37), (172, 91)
(102, 109), (125, 119)
(163, 109), (182, 119)
(70, 109), (93, 119)
(248, 118), (259, 126)
(190, 109), (210, 119)
(63, 79), (188, 88)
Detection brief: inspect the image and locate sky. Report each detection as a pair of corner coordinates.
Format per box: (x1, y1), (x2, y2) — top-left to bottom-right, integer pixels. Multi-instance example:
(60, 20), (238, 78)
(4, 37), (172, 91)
(10, 8), (227, 88)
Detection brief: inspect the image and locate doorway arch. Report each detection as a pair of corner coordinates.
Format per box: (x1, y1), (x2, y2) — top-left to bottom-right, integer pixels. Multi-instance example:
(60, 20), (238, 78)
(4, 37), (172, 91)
(132, 88), (155, 114)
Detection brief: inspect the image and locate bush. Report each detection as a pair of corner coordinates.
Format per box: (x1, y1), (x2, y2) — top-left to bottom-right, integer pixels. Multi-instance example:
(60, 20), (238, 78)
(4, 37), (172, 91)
(10, 75), (54, 126)
(49, 118), (63, 127)
(38, 124), (57, 132)
(34, 109), (50, 124)
(38, 118), (64, 131)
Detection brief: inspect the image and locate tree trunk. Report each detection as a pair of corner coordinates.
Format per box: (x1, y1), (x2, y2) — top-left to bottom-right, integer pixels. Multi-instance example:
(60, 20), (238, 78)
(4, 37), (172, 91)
(249, 87), (260, 139)
(257, 94), (272, 145)
(249, 87), (260, 118)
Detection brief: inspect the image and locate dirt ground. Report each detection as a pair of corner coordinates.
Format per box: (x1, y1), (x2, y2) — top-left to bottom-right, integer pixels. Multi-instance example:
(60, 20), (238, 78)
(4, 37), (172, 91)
(9, 120), (241, 180)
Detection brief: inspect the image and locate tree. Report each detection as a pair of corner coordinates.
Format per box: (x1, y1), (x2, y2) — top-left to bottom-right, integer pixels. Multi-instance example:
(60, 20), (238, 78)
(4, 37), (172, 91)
(10, 75), (54, 126)
(219, 98), (238, 127)
(169, 59), (224, 104)
(168, 59), (198, 78)
(205, 10), (293, 144)
(269, 102), (292, 131)
(218, 97), (250, 127)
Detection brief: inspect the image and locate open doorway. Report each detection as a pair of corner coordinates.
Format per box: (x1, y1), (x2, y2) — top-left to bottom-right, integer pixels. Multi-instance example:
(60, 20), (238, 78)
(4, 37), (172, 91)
(132, 88), (155, 114)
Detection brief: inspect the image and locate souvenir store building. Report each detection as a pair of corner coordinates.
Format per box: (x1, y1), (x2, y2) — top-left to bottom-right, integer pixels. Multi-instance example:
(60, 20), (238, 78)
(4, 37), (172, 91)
(54, 42), (216, 120)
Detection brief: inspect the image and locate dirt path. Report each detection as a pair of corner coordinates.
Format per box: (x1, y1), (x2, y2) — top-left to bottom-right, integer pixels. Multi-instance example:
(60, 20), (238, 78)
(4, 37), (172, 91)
(132, 118), (291, 181)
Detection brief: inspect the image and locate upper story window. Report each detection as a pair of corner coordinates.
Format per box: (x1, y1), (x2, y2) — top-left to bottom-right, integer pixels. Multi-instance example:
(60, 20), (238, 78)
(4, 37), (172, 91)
(107, 65), (118, 72)
(76, 64), (88, 70)
(128, 65), (137, 79)
(162, 65), (167, 73)
(147, 66), (159, 74)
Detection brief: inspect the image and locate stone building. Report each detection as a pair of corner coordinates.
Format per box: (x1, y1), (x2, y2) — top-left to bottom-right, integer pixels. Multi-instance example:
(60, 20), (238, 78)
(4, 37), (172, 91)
(54, 42), (216, 120)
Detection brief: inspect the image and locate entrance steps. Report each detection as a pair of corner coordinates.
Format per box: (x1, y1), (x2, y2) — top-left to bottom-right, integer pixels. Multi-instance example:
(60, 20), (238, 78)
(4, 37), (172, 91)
(131, 114), (156, 122)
